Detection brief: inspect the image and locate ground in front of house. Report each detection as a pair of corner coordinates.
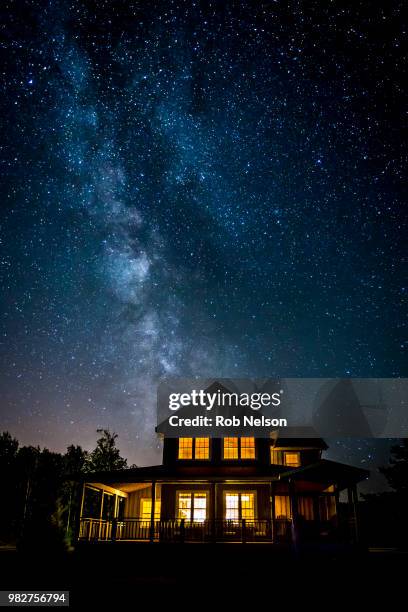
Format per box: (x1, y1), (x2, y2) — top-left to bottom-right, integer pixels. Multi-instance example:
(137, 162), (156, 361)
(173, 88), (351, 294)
(0, 543), (406, 605)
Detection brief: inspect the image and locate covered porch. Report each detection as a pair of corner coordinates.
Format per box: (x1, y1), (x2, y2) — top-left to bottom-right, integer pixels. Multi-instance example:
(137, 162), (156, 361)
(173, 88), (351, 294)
(77, 460), (367, 544)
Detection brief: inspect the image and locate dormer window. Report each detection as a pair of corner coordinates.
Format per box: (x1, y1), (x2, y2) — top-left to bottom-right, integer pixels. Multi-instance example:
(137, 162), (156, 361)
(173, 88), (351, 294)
(178, 437), (209, 460)
(270, 449), (301, 467)
(284, 452), (300, 467)
(223, 437), (255, 460)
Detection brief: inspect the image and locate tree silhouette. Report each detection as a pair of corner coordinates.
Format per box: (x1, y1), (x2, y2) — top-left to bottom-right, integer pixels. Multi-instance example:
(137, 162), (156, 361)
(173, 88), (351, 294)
(63, 445), (89, 477)
(380, 439), (408, 495)
(88, 429), (128, 472)
(0, 429), (130, 548)
(361, 439), (408, 549)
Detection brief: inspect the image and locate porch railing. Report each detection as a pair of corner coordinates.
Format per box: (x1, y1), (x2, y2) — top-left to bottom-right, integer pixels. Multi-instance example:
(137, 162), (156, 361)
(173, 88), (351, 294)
(78, 518), (293, 543)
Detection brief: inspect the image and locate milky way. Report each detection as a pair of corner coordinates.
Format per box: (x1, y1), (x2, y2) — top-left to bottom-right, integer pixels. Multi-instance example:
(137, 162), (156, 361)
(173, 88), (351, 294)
(0, 1), (406, 485)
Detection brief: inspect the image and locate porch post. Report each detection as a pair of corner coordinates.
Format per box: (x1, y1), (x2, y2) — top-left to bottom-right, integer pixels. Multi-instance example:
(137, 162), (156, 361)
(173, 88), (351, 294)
(150, 480), (156, 543)
(76, 482), (85, 541)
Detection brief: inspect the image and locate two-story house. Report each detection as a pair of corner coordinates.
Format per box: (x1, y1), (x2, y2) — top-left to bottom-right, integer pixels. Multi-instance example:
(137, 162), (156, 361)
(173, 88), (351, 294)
(77, 429), (368, 545)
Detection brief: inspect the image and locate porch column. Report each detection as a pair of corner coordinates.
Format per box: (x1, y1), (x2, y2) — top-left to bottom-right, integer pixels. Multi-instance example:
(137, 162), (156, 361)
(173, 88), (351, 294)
(150, 480), (156, 543)
(76, 482), (86, 541)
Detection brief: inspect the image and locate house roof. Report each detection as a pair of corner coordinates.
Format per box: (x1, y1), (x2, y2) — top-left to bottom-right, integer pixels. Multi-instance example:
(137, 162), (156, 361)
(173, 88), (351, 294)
(277, 459), (369, 488)
(81, 458), (368, 489)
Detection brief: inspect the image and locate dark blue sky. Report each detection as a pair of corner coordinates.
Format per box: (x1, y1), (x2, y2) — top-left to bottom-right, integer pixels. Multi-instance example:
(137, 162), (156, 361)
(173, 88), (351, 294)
(0, 1), (406, 488)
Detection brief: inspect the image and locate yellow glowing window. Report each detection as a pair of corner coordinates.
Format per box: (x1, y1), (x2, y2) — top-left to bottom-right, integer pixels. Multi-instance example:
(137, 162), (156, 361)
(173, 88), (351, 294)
(240, 437), (255, 459)
(223, 437), (239, 459)
(225, 493), (255, 521)
(140, 498), (161, 521)
(194, 438), (209, 459)
(298, 496), (314, 521)
(240, 494), (255, 519)
(284, 452), (300, 467)
(270, 449), (283, 465)
(275, 495), (291, 519)
(178, 438), (193, 459)
(177, 492), (207, 522)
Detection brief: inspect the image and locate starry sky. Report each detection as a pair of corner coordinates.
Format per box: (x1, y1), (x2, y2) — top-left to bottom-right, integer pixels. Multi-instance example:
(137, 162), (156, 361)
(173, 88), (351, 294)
(0, 1), (406, 490)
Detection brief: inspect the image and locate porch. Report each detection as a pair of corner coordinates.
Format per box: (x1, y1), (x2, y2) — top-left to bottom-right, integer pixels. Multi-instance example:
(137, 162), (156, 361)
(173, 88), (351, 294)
(77, 475), (359, 544)
(78, 517), (293, 543)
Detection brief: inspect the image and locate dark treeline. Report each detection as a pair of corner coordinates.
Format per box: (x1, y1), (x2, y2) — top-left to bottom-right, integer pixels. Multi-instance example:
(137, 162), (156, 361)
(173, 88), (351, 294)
(0, 429), (133, 550)
(359, 439), (408, 548)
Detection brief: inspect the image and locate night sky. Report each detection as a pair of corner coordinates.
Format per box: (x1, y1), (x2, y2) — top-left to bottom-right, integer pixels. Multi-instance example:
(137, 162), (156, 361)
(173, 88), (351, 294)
(0, 1), (406, 490)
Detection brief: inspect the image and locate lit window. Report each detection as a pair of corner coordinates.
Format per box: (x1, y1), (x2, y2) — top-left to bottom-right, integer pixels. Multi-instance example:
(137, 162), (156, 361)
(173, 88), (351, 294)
(178, 438), (209, 460)
(223, 438), (256, 459)
(177, 492), (208, 522)
(284, 452), (301, 467)
(140, 498), (161, 521)
(270, 449), (282, 465)
(275, 495), (291, 519)
(240, 494), (255, 519)
(178, 438), (193, 459)
(223, 437), (239, 459)
(240, 437), (255, 459)
(298, 496), (314, 521)
(194, 437), (209, 459)
(225, 493), (255, 521)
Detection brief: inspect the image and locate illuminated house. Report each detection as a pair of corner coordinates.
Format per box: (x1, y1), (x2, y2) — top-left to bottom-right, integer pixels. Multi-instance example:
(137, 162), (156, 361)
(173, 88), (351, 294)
(77, 430), (368, 544)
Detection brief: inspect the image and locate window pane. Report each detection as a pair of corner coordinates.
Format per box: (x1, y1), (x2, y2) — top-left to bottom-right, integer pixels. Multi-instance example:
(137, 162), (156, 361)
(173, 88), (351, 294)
(225, 494), (239, 520)
(192, 493), (207, 522)
(177, 493), (207, 522)
(223, 437), (239, 459)
(177, 493), (192, 520)
(140, 498), (161, 521)
(270, 449), (283, 465)
(195, 437), (209, 459)
(284, 452), (300, 467)
(178, 438), (193, 459)
(275, 495), (291, 519)
(240, 437), (255, 459)
(241, 493), (255, 520)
